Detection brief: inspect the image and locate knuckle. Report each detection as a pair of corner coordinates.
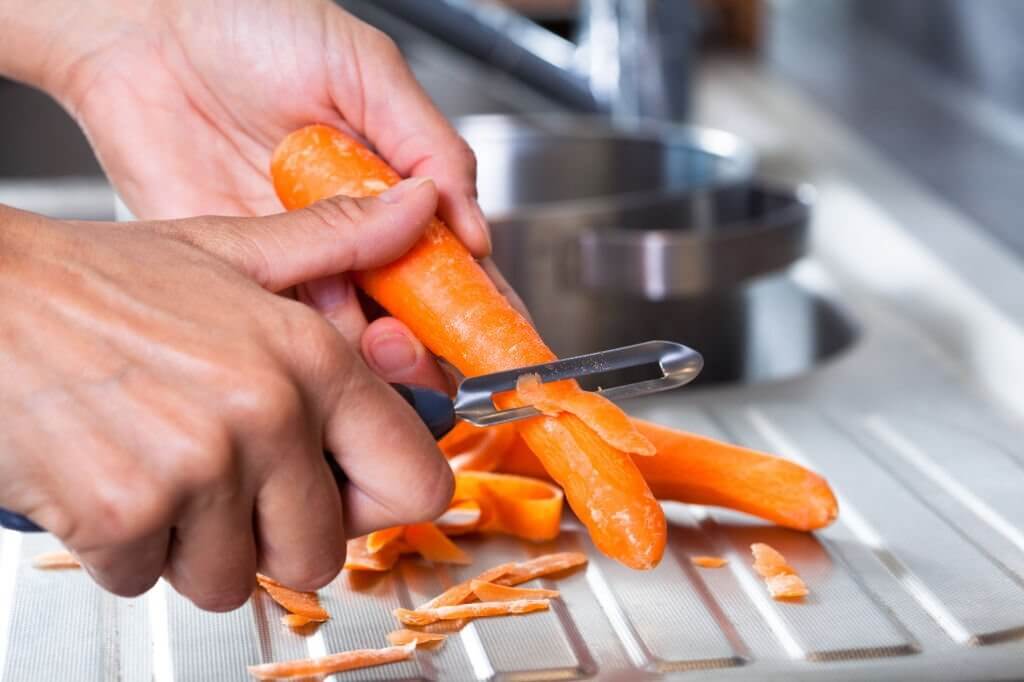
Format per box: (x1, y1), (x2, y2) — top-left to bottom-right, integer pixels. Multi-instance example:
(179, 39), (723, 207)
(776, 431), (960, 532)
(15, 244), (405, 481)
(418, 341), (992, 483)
(278, 301), (350, 375)
(366, 26), (402, 60)
(174, 421), (236, 489)
(224, 367), (303, 435)
(85, 477), (172, 545)
(306, 195), (369, 234)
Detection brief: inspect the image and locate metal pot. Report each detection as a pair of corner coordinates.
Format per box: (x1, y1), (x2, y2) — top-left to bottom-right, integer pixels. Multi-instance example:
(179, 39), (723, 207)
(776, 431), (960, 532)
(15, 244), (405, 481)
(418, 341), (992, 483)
(458, 115), (856, 385)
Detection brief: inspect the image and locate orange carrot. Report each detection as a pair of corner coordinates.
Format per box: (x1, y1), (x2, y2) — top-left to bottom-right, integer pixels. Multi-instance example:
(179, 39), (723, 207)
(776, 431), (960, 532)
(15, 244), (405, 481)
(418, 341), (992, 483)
(394, 599), (550, 626)
(345, 536), (401, 572)
(32, 550), (81, 570)
(256, 574), (329, 622)
(271, 125), (665, 570)
(691, 556), (728, 569)
(500, 417), (838, 531)
(387, 629), (447, 648)
(496, 552), (588, 586)
(247, 643), (413, 680)
(404, 523), (472, 565)
(366, 526), (405, 554)
(280, 614), (314, 628)
(442, 420), (516, 473)
(418, 562), (518, 610)
(750, 543), (809, 600)
(452, 471), (563, 542)
(471, 580), (559, 601)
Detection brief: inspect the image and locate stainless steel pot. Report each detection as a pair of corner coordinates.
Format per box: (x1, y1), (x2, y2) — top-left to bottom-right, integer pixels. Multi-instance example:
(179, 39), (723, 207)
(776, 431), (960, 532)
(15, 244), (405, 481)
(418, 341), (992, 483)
(457, 115), (856, 385)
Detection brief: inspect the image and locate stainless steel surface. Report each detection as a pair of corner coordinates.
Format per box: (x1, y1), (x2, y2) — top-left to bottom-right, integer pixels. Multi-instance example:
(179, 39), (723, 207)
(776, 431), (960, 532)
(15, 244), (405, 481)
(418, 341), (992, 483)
(569, 185), (811, 299)
(455, 340), (704, 426)
(4, 56), (1024, 682)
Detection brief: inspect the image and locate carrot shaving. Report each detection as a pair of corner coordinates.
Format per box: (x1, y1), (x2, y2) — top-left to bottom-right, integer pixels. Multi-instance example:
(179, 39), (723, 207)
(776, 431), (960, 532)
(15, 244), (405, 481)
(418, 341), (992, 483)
(247, 643), (414, 680)
(32, 550), (81, 570)
(418, 562), (518, 610)
(453, 471), (563, 542)
(280, 614), (314, 628)
(256, 574), (329, 622)
(471, 580), (559, 601)
(441, 420), (516, 473)
(514, 374), (654, 456)
(394, 598), (550, 626)
(404, 523), (472, 565)
(750, 543), (808, 600)
(386, 629), (448, 648)
(345, 536), (401, 572)
(366, 526), (405, 554)
(765, 574), (809, 599)
(691, 555), (728, 569)
(496, 552), (588, 586)
(435, 500), (482, 535)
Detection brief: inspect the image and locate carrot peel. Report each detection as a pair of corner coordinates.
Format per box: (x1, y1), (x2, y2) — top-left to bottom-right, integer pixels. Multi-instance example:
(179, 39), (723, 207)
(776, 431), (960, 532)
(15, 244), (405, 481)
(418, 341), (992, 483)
(247, 643), (413, 680)
(404, 523), (472, 565)
(471, 580), (559, 601)
(394, 598), (550, 626)
(256, 574), (329, 622)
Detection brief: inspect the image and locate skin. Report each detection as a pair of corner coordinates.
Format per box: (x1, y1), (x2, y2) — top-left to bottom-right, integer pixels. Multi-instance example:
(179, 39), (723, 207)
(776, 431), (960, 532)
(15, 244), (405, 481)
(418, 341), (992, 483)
(0, 0), (524, 609)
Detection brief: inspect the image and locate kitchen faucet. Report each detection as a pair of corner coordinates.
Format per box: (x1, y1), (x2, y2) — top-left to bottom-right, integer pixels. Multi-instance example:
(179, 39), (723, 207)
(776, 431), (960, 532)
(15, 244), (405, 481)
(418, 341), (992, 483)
(368, 0), (694, 122)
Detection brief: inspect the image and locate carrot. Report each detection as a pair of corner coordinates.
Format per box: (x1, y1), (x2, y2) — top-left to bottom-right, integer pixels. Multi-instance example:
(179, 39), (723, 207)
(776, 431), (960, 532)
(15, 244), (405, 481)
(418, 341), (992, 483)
(272, 125), (665, 570)
(435, 500), (482, 535)
(470, 580), (559, 602)
(280, 614), (314, 628)
(247, 643), (413, 680)
(418, 562), (518, 610)
(452, 471), (563, 542)
(442, 420), (515, 473)
(387, 629), (447, 648)
(394, 598), (550, 626)
(750, 543), (809, 600)
(345, 536), (402, 572)
(256, 574), (330, 622)
(32, 550), (81, 570)
(500, 417), (838, 532)
(691, 556), (728, 569)
(366, 526), (405, 554)
(404, 523), (472, 565)
(496, 551), (588, 586)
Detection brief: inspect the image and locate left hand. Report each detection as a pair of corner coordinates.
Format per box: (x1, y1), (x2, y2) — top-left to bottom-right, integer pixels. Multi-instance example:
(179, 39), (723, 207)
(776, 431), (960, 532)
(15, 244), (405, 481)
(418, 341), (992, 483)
(45, 0), (492, 257)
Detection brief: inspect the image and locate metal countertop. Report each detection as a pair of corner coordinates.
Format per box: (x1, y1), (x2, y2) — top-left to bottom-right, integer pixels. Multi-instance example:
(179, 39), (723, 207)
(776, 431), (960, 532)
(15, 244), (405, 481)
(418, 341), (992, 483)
(4, 61), (1024, 681)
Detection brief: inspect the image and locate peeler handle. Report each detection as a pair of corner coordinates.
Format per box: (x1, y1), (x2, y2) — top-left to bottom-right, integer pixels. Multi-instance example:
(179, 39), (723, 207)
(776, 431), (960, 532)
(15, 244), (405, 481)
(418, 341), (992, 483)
(0, 384), (456, 533)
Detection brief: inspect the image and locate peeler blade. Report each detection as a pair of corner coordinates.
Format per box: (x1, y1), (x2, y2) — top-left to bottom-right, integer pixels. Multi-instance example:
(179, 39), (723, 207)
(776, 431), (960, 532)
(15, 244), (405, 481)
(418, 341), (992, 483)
(454, 340), (703, 427)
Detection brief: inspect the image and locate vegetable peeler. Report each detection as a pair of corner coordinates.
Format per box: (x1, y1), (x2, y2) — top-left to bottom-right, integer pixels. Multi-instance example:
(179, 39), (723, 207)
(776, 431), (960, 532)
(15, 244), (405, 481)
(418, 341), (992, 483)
(0, 340), (702, 532)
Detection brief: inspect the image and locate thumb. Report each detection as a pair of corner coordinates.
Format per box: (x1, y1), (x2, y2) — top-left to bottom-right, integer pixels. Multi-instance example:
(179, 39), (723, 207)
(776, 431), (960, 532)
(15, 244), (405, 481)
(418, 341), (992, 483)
(166, 177), (437, 292)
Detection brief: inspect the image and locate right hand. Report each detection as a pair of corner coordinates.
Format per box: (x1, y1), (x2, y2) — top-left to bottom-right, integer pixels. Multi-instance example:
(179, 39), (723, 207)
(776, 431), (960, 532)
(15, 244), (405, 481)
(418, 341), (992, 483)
(0, 177), (454, 611)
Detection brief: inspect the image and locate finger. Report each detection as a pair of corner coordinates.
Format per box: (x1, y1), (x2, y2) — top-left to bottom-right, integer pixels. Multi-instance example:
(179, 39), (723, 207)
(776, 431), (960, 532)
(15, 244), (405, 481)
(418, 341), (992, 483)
(162, 492), (258, 612)
(361, 317), (450, 392)
(254, 444), (347, 592)
(76, 532), (170, 598)
(329, 19), (490, 257)
(322, 358), (453, 533)
(164, 177), (438, 292)
(297, 274), (368, 345)
(481, 257), (533, 322)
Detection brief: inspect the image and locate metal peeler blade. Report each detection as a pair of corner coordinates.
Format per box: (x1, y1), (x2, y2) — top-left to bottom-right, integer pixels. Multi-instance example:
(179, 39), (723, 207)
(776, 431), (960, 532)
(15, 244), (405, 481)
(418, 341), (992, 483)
(454, 340), (703, 427)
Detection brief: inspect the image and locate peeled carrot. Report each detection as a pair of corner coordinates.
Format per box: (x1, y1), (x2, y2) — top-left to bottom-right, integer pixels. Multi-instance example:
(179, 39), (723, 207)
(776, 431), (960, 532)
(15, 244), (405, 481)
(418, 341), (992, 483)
(404, 523), (472, 565)
(272, 125), (665, 570)
(256, 574), (329, 622)
(394, 598), (550, 626)
(247, 643), (413, 680)
(470, 580), (559, 602)
(500, 418), (838, 532)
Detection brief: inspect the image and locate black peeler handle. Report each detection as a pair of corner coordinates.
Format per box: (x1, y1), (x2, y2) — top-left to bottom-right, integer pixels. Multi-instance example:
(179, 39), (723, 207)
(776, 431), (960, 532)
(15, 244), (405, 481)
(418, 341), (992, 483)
(0, 384), (456, 533)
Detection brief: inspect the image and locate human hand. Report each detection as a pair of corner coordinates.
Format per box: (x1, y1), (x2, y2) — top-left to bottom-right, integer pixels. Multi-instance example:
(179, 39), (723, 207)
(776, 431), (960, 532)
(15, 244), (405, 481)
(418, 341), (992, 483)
(0, 178), (453, 610)
(2, 0), (490, 256)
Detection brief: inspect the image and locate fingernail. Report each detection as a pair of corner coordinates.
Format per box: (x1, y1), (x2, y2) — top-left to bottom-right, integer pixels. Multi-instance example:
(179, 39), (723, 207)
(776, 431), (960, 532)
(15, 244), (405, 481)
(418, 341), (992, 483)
(470, 198), (492, 254)
(369, 333), (418, 373)
(379, 177), (434, 204)
(303, 275), (349, 312)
